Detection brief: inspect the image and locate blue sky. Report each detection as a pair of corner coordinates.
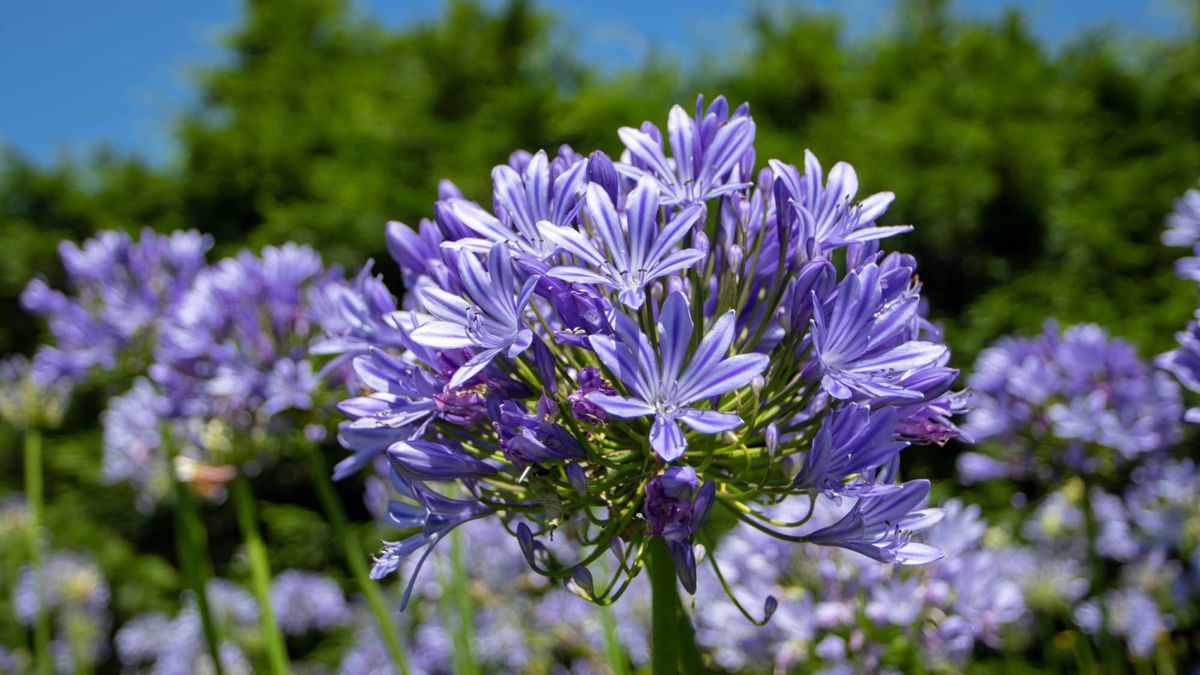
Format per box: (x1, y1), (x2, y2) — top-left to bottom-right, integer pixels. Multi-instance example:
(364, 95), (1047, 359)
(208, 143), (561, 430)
(0, 0), (1186, 166)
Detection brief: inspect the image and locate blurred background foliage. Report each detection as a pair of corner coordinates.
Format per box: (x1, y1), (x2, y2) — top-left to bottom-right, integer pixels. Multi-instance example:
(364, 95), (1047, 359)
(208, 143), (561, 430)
(4, 0), (1199, 362)
(1, 0), (1199, 669)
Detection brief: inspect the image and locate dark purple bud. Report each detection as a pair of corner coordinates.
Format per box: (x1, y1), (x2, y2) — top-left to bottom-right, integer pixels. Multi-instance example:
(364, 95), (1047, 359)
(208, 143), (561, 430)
(587, 151), (620, 204)
(763, 595), (778, 622)
(669, 539), (698, 594)
(531, 335), (557, 394)
(692, 481), (716, 531)
(566, 462), (588, 496)
(517, 523), (537, 568)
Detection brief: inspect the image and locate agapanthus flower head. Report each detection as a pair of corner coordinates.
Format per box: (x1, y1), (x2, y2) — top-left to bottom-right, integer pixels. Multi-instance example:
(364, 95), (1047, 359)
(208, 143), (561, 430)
(21, 228), (212, 385)
(270, 570), (352, 635)
(150, 243), (347, 469)
(326, 95), (961, 610)
(15, 550), (112, 671)
(116, 578), (258, 675)
(966, 321), (1182, 474)
(0, 354), (71, 430)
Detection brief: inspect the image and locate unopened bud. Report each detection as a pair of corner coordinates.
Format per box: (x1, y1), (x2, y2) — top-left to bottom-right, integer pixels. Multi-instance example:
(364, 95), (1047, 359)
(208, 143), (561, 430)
(728, 245), (744, 272)
(763, 595), (779, 622)
(766, 422), (780, 457)
(692, 231), (709, 257)
(566, 462), (588, 496)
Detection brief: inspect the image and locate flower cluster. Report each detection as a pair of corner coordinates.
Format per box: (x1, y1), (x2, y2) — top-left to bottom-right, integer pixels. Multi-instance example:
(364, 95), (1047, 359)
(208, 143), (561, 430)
(328, 95), (964, 607)
(690, 498), (1032, 672)
(961, 311), (1198, 658)
(20, 228), (212, 385)
(0, 355), (71, 431)
(14, 550), (111, 672)
(96, 244), (346, 497)
(961, 321), (1182, 479)
(116, 578), (259, 675)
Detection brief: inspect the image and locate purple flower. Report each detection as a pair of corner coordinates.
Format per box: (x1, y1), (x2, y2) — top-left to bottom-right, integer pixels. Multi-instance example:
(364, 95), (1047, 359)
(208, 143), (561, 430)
(567, 366), (617, 423)
(540, 180), (706, 309)
(1162, 184), (1200, 248)
(968, 321), (1183, 470)
(771, 151), (911, 253)
(808, 263), (947, 401)
(372, 476), (493, 608)
(21, 228), (212, 384)
(489, 394), (585, 465)
(645, 466), (715, 593)
(270, 570), (352, 635)
(805, 480), (944, 564)
(410, 242), (536, 388)
(617, 96), (756, 205)
(792, 403), (907, 495)
(587, 292), (769, 461)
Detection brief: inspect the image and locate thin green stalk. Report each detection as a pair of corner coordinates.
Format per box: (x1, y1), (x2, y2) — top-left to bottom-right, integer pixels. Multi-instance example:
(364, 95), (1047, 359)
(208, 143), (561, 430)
(598, 599), (627, 675)
(675, 598), (704, 674)
(165, 428), (224, 675)
(301, 445), (410, 674)
(450, 528), (479, 675)
(24, 427), (51, 675)
(647, 538), (678, 675)
(230, 474), (290, 675)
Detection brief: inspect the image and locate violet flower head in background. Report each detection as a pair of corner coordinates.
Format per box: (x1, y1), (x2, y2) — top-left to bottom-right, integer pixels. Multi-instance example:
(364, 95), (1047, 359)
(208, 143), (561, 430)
(20, 228), (212, 385)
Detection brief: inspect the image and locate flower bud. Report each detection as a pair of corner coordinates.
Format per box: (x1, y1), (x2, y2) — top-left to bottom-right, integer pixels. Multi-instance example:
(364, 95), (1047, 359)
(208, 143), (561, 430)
(763, 595), (779, 622)
(692, 231), (709, 257)
(765, 422), (779, 458)
(566, 462), (588, 496)
(567, 565), (595, 599)
(728, 245), (744, 272)
(587, 151), (620, 204)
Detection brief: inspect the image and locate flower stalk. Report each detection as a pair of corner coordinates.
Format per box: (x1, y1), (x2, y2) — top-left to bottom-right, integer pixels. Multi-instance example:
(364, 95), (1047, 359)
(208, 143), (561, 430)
(301, 442), (410, 674)
(164, 426), (224, 675)
(230, 474), (290, 675)
(24, 427), (51, 675)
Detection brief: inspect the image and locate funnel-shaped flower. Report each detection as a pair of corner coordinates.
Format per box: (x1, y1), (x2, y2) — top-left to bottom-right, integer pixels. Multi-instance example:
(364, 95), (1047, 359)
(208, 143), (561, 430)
(587, 292), (768, 461)
(805, 479), (943, 564)
(541, 180), (706, 309)
(410, 242), (536, 388)
(617, 97), (756, 205)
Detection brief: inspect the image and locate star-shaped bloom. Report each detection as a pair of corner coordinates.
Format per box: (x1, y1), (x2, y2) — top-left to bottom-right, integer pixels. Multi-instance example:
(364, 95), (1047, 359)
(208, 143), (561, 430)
(443, 150), (587, 260)
(410, 242), (536, 389)
(617, 97), (756, 205)
(805, 479), (944, 564)
(540, 180), (705, 309)
(809, 263), (947, 401)
(586, 291), (769, 461)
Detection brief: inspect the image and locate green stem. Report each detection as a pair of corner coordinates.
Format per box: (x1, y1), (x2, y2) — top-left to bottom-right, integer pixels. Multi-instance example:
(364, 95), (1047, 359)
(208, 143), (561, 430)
(450, 528), (479, 675)
(598, 599), (627, 675)
(647, 537), (680, 675)
(675, 598), (704, 674)
(301, 445), (410, 675)
(24, 428), (51, 675)
(165, 429), (224, 675)
(230, 474), (290, 675)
